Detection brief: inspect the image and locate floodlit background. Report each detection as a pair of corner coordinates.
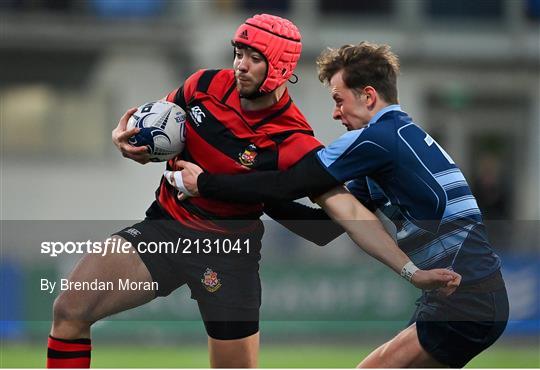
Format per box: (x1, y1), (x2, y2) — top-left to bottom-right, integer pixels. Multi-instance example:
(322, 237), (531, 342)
(1, 0), (539, 368)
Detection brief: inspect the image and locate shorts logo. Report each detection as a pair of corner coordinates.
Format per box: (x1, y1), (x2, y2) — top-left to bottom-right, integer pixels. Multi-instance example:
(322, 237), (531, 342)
(238, 144), (258, 167)
(201, 268), (222, 293)
(125, 228), (141, 238)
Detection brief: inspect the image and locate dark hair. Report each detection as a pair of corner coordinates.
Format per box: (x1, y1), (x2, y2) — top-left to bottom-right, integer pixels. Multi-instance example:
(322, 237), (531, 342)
(316, 42), (400, 104)
(232, 41), (262, 54)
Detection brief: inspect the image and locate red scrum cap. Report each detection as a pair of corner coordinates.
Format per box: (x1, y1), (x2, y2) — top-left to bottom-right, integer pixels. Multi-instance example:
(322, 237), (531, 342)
(233, 14), (302, 93)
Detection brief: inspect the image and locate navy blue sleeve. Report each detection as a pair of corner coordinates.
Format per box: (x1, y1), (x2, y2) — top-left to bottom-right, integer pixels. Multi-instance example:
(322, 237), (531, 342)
(316, 127), (392, 183)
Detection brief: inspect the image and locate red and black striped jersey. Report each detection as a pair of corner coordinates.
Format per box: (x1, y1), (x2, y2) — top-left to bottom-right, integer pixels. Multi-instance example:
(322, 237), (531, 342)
(157, 69), (323, 233)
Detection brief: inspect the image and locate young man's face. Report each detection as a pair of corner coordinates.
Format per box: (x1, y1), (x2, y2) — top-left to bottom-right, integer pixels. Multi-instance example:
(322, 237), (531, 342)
(233, 46), (267, 97)
(329, 70), (371, 131)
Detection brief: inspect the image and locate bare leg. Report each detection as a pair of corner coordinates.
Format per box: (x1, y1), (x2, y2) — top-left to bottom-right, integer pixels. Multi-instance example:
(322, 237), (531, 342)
(51, 237), (155, 339)
(208, 332), (259, 368)
(358, 324), (447, 368)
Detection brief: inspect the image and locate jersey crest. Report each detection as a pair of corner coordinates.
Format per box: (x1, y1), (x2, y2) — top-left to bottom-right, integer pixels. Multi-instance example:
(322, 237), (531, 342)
(239, 144), (258, 167)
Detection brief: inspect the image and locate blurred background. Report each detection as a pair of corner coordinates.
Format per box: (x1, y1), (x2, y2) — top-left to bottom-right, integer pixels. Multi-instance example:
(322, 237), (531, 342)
(1, 0), (539, 367)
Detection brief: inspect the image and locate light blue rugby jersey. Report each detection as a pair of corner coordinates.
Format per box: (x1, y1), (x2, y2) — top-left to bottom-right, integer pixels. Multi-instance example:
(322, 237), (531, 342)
(317, 105), (500, 283)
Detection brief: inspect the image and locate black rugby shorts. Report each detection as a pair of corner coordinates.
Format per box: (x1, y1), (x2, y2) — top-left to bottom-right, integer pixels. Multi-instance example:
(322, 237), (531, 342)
(113, 201), (263, 337)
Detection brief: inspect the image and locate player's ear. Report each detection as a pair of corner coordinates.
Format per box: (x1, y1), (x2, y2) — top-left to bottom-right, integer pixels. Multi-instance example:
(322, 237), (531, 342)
(364, 86), (377, 108)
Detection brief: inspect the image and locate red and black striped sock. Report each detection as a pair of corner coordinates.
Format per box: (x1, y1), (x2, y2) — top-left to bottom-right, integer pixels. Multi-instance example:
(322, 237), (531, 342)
(47, 335), (91, 368)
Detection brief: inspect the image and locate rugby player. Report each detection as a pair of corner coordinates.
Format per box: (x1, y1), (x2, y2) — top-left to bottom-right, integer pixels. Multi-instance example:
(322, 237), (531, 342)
(174, 42), (509, 368)
(47, 14), (319, 368)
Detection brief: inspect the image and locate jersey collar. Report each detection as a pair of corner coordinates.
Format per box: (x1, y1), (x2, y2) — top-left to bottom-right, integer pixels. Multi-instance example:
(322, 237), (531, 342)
(367, 104), (402, 127)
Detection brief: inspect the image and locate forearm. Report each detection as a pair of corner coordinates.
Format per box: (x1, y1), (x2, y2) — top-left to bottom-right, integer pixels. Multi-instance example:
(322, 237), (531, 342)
(314, 188), (463, 293)
(316, 187), (409, 274)
(198, 171), (303, 203)
(264, 201), (344, 246)
(198, 153), (339, 203)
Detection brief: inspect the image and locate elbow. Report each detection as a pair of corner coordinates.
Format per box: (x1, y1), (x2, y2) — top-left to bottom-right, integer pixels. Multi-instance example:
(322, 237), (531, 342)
(314, 239), (331, 247)
(312, 234), (335, 246)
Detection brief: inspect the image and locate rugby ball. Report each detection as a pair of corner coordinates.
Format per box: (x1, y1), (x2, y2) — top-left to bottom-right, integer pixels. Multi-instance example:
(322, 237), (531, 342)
(127, 101), (186, 162)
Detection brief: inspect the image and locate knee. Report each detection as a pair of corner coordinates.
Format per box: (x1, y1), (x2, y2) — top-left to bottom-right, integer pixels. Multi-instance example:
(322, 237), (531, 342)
(52, 292), (94, 326)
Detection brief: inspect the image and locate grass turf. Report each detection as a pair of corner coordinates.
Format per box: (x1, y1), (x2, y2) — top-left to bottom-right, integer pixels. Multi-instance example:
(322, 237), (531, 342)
(1, 343), (539, 368)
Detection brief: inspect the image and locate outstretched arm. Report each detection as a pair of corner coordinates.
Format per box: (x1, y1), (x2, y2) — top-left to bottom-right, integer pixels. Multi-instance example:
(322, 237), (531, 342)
(315, 186), (462, 294)
(263, 201), (345, 246)
(172, 152), (340, 203)
(173, 126), (395, 203)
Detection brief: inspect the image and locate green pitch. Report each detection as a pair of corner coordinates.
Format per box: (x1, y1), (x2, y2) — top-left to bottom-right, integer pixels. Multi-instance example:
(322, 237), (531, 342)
(1, 344), (539, 368)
